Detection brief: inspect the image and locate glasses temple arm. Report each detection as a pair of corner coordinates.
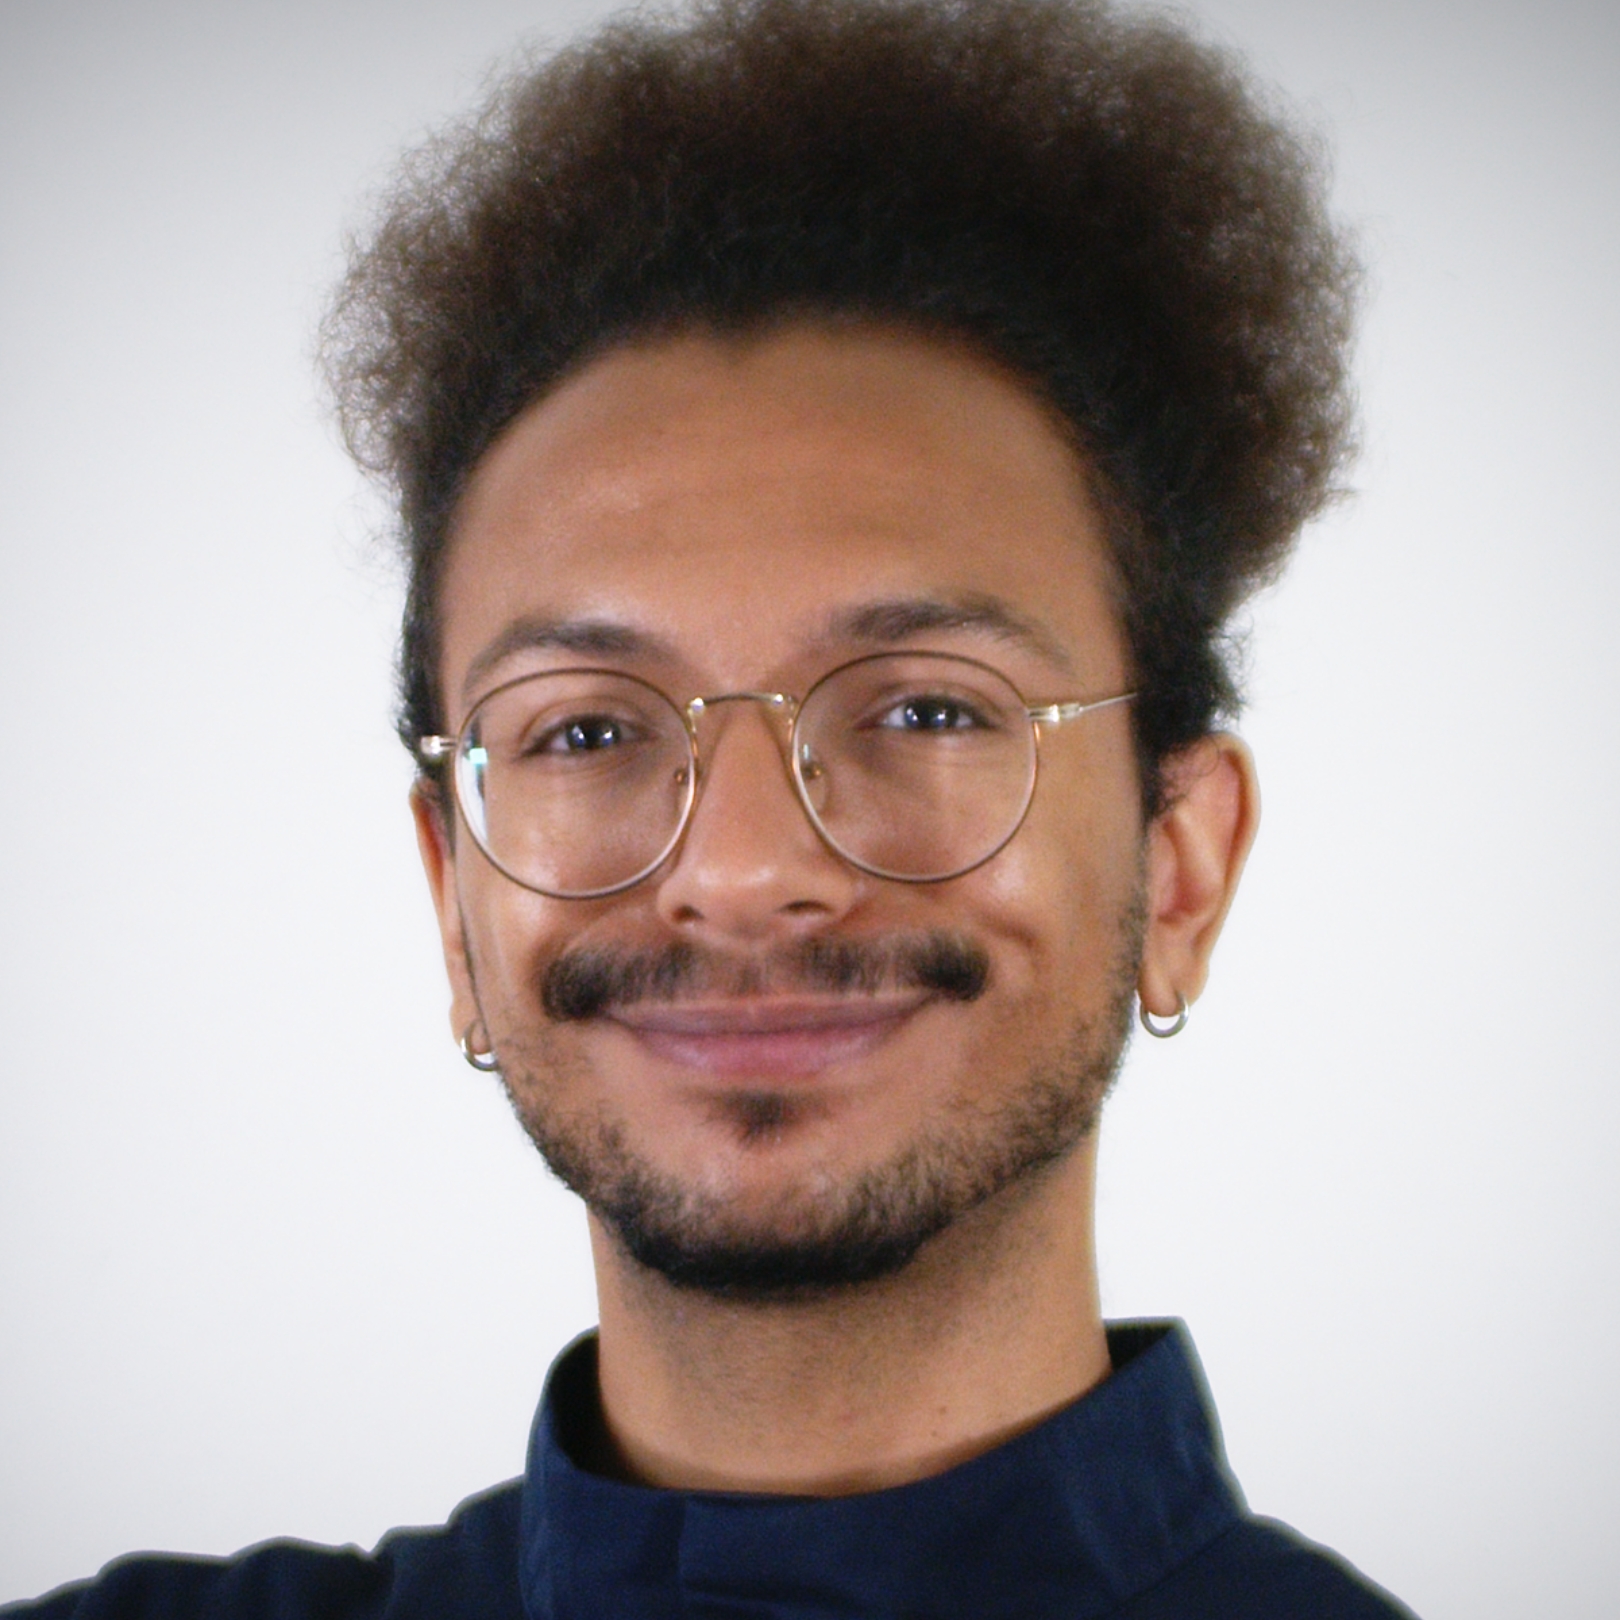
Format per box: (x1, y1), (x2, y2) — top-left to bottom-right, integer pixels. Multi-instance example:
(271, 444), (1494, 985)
(1025, 692), (1137, 726)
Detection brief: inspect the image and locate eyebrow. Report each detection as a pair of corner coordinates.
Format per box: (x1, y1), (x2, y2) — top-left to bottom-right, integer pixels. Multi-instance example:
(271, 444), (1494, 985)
(824, 594), (1078, 674)
(460, 616), (680, 703)
(461, 592), (1077, 704)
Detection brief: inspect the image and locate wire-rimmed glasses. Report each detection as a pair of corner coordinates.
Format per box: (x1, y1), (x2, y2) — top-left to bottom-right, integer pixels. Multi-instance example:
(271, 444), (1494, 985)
(417, 651), (1133, 899)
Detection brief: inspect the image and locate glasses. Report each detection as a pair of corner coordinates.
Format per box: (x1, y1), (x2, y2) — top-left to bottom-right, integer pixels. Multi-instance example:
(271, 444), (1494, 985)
(417, 652), (1133, 899)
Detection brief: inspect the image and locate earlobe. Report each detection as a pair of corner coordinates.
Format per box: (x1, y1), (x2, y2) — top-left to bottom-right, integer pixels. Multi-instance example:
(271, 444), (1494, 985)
(410, 781), (482, 1044)
(1137, 734), (1260, 1021)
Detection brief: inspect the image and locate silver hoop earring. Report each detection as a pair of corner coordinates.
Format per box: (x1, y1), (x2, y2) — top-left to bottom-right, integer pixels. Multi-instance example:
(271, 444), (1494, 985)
(1139, 993), (1188, 1039)
(459, 1022), (500, 1072)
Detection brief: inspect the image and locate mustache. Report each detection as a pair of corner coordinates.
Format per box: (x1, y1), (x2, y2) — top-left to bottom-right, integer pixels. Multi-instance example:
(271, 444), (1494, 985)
(541, 932), (991, 1023)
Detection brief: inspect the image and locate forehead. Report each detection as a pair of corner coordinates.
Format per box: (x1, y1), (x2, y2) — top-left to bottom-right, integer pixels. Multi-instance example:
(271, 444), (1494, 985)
(438, 323), (1125, 710)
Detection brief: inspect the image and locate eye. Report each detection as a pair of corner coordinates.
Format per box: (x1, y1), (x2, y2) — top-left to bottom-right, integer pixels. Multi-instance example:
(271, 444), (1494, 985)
(530, 712), (637, 755)
(875, 694), (989, 732)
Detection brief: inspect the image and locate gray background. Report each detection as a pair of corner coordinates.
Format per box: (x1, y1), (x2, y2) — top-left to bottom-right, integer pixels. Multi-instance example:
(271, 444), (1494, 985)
(2, 2), (1617, 1615)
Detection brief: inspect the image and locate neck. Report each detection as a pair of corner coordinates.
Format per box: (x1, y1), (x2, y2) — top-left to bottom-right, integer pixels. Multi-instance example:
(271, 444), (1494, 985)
(585, 1137), (1110, 1495)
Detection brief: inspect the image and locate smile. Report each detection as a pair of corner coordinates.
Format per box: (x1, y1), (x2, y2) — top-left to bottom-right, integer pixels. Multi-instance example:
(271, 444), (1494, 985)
(606, 993), (932, 1078)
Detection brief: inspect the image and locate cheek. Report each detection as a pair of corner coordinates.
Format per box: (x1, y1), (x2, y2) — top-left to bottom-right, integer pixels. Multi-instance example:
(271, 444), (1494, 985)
(967, 770), (1143, 980)
(453, 858), (579, 1016)
(454, 872), (623, 1126)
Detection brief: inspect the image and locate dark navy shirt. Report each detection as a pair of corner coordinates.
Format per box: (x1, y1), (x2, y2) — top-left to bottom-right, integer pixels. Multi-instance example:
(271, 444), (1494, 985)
(6, 1322), (1415, 1618)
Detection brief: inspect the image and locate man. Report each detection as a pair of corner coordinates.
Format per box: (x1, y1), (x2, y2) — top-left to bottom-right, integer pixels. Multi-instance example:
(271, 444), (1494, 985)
(5, 0), (1414, 1614)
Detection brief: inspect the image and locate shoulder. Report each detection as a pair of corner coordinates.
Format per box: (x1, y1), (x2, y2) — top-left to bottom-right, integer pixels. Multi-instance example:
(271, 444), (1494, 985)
(1117, 1515), (1418, 1620)
(0, 1482), (525, 1620)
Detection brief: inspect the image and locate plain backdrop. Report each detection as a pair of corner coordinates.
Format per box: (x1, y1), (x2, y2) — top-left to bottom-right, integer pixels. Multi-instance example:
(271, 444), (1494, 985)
(2, 2), (1617, 1616)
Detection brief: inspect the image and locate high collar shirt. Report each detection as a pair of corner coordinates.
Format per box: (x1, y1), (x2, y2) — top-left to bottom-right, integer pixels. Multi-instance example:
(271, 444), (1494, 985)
(6, 1322), (1415, 1619)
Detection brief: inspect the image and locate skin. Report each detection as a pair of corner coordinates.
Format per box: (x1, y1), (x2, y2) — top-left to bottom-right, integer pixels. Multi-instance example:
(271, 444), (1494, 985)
(414, 322), (1258, 1495)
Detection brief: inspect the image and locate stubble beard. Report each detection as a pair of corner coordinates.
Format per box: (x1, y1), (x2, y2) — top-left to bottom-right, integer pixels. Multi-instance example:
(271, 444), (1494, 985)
(493, 911), (1143, 1303)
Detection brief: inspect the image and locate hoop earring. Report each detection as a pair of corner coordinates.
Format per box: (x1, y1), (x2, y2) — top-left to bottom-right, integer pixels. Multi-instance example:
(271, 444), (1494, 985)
(1139, 993), (1188, 1039)
(459, 1021), (500, 1072)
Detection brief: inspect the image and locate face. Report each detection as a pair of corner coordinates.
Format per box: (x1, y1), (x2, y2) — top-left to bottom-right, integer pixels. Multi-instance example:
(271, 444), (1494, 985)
(419, 324), (1153, 1297)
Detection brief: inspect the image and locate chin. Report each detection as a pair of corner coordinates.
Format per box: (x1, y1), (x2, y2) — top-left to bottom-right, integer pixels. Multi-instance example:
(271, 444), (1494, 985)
(516, 1054), (1113, 1303)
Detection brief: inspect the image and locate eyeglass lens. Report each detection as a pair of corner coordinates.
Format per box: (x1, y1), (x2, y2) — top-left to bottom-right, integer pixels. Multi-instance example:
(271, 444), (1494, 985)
(454, 654), (1039, 898)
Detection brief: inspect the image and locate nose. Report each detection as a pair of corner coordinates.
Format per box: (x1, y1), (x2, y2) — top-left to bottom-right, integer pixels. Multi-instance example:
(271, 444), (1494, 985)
(653, 697), (861, 943)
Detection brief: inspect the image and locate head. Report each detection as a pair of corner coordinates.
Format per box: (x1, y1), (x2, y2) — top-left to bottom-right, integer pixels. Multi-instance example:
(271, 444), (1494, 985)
(323, 0), (1355, 1301)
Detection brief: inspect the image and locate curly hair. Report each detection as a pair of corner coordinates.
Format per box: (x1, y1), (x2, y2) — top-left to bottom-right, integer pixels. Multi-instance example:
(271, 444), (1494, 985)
(323, 0), (1358, 812)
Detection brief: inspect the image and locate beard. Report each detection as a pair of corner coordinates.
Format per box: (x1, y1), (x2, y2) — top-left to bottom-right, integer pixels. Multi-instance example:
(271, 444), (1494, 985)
(494, 916), (1141, 1303)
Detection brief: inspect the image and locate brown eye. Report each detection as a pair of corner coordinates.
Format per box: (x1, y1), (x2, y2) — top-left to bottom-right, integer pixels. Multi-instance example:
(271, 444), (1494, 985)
(875, 694), (991, 732)
(555, 715), (627, 752)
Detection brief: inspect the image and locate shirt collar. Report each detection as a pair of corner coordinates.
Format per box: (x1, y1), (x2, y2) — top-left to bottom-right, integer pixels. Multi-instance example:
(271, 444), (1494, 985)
(519, 1321), (1245, 1620)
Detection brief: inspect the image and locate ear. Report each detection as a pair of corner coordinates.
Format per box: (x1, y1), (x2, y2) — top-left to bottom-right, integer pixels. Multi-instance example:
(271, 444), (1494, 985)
(410, 780), (482, 1046)
(1138, 734), (1260, 1020)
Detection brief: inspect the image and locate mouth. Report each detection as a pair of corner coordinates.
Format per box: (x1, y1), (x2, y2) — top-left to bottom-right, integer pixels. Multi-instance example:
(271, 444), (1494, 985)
(605, 992), (932, 1078)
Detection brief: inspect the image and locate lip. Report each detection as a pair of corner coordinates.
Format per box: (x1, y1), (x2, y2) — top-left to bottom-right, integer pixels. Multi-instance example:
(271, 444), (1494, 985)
(606, 993), (930, 1078)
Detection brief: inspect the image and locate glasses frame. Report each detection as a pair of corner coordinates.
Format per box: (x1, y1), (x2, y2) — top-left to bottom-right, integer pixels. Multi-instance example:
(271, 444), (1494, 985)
(417, 651), (1135, 899)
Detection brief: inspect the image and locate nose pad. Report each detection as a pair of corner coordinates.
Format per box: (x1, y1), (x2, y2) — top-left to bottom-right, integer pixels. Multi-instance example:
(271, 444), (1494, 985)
(795, 738), (831, 816)
(686, 700), (811, 848)
(688, 694), (800, 805)
(653, 698), (857, 934)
